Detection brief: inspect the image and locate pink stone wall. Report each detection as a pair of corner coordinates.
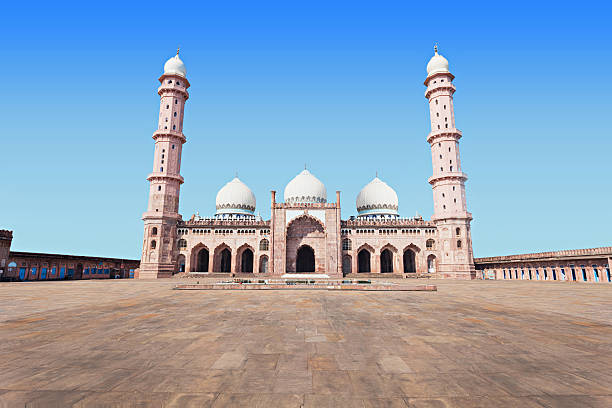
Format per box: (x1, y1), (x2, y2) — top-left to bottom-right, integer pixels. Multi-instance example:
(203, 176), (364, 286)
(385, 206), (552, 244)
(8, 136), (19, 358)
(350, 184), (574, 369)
(475, 247), (612, 283)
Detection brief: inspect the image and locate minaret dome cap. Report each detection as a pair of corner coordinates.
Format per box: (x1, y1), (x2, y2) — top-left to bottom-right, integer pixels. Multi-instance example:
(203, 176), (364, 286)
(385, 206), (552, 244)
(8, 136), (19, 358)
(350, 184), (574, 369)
(426, 45), (449, 77)
(163, 49), (187, 78)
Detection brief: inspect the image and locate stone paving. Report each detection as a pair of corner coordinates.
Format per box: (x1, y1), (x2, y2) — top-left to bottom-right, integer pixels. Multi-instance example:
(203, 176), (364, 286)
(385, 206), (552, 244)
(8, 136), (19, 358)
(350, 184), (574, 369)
(0, 279), (611, 407)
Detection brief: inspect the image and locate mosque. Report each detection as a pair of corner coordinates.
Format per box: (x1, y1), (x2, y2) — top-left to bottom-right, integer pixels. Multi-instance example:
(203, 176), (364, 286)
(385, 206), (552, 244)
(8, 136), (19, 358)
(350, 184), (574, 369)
(138, 47), (476, 280)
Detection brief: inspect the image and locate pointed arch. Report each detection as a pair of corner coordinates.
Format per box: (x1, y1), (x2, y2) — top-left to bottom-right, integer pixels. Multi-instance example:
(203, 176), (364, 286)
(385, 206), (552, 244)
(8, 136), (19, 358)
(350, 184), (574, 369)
(402, 244), (420, 273)
(342, 255), (352, 274)
(237, 243), (255, 273)
(357, 244), (373, 273)
(259, 255), (269, 273)
(213, 243), (232, 273)
(177, 254), (186, 274)
(191, 243), (210, 272)
(357, 243), (375, 254)
(427, 254), (437, 273)
(380, 243), (398, 254)
(296, 244), (315, 272)
(286, 214), (325, 237)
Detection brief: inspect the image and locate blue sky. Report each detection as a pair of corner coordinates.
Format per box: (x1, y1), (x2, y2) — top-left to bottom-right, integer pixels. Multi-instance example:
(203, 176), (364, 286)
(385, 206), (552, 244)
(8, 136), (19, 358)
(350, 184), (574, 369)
(1, 1), (610, 259)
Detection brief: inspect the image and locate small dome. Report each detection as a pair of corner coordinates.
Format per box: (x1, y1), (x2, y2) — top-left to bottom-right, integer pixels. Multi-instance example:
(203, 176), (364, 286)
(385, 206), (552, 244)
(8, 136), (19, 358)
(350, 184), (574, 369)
(356, 177), (399, 217)
(426, 47), (449, 77)
(163, 54), (187, 78)
(284, 169), (327, 204)
(215, 177), (256, 216)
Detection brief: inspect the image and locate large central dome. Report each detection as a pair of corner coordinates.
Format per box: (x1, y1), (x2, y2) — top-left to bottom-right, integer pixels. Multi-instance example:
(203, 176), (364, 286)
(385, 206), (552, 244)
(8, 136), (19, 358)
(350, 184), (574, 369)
(215, 177), (256, 217)
(284, 169), (327, 204)
(356, 176), (399, 218)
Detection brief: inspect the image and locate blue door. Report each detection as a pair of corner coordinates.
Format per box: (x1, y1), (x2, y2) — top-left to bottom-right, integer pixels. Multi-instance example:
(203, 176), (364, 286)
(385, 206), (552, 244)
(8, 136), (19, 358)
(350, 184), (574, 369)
(594, 268), (600, 283)
(19, 268), (26, 280)
(51, 267), (57, 277)
(59, 267), (65, 279)
(41, 268), (47, 279)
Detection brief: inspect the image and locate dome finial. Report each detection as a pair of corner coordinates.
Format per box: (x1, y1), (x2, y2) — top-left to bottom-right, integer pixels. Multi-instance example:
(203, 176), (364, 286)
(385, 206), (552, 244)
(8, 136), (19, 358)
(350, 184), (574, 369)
(376, 170), (378, 178)
(434, 43), (438, 54)
(176, 47), (180, 56)
(235, 170), (238, 178)
(304, 163), (307, 170)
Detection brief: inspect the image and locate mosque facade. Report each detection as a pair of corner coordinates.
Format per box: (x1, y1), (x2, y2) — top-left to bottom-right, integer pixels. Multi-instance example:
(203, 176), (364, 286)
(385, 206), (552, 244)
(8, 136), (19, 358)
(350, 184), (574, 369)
(138, 48), (476, 280)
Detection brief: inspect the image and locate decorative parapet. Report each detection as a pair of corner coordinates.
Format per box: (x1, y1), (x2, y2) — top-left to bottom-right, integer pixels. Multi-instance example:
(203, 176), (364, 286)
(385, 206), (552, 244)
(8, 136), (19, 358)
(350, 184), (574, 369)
(341, 218), (435, 228)
(0, 230), (13, 240)
(180, 219), (270, 227)
(475, 247), (612, 264)
(273, 202), (338, 210)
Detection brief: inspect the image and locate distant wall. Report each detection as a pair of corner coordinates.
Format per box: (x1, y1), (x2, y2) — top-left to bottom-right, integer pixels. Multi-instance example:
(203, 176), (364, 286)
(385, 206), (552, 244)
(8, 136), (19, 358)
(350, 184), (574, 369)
(474, 247), (612, 283)
(3, 251), (140, 281)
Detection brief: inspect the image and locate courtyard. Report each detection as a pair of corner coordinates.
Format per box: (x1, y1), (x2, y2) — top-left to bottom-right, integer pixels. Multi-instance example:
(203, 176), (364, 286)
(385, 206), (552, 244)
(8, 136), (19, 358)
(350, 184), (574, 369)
(0, 279), (611, 407)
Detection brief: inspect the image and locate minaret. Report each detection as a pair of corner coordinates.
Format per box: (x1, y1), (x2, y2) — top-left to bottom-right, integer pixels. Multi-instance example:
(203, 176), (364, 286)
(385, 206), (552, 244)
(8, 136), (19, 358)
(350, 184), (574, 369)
(424, 45), (475, 279)
(139, 49), (190, 279)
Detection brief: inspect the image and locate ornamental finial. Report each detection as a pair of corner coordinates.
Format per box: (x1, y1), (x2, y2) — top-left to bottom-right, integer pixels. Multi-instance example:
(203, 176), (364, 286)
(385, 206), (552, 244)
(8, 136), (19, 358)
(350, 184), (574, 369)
(177, 47), (180, 56)
(434, 43), (438, 54)
(304, 163), (307, 170)
(376, 171), (378, 178)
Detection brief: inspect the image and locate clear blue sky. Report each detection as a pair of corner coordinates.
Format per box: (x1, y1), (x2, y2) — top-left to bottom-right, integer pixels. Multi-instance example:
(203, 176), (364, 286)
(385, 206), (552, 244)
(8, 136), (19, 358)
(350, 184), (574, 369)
(2, 1), (610, 259)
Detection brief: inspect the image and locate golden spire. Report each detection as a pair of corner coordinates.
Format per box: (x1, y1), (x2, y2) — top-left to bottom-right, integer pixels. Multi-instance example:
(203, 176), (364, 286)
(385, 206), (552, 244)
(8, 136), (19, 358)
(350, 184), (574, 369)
(176, 47), (180, 56)
(434, 43), (438, 54)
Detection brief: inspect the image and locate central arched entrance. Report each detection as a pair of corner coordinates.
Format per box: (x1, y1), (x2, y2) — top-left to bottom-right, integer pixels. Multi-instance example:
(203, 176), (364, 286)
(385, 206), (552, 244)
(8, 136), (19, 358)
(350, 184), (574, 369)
(296, 245), (315, 272)
(197, 248), (209, 272)
(358, 249), (371, 273)
(220, 248), (231, 272)
(241, 249), (254, 273)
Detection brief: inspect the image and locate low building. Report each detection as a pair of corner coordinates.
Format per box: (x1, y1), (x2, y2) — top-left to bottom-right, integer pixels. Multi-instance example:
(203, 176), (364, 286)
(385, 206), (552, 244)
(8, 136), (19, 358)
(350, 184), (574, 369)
(3, 251), (139, 281)
(475, 247), (612, 283)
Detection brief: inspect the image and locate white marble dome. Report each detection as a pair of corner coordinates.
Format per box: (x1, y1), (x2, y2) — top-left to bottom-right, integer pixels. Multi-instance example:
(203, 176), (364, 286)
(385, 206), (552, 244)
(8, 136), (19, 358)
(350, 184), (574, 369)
(215, 177), (256, 216)
(284, 169), (327, 204)
(426, 48), (449, 77)
(163, 54), (187, 78)
(356, 177), (399, 217)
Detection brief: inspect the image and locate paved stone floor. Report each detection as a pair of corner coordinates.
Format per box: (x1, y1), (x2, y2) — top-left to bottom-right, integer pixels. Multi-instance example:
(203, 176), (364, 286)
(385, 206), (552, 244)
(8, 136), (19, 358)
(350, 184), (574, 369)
(0, 279), (611, 407)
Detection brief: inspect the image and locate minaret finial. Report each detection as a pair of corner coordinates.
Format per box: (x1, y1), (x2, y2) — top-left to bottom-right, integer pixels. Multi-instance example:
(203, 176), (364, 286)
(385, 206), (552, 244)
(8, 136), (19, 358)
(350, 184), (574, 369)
(434, 43), (438, 54)
(376, 171), (378, 178)
(304, 163), (307, 170)
(176, 47), (180, 56)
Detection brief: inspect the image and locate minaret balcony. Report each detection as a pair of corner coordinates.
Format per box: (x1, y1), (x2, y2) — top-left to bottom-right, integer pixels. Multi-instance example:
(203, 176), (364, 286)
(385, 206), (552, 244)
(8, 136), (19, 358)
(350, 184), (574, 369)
(428, 171), (468, 185)
(425, 83), (456, 99)
(147, 172), (184, 184)
(152, 130), (186, 143)
(427, 128), (462, 144)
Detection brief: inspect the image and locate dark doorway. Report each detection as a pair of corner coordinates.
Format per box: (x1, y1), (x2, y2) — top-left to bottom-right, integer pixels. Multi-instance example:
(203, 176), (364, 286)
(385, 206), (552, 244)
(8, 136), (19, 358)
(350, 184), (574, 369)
(75, 263), (83, 279)
(358, 249), (371, 273)
(342, 256), (352, 274)
(241, 249), (254, 273)
(177, 255), (186, 273)
(381, 249), (393, 273)
(403, 249), (416, 273)
(197, 248), (209, 272)
(220, 248), (231, 272)
(296, 245), (315, 272)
